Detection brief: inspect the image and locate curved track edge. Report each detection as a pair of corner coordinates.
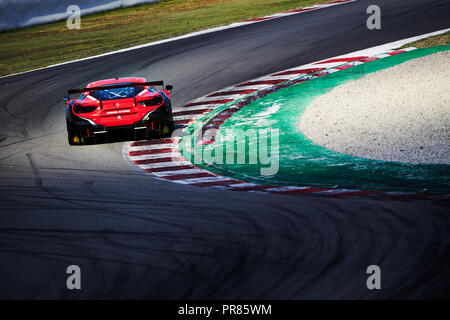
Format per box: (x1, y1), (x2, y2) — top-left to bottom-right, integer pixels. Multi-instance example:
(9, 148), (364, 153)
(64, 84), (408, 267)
(124, 46), (450, 201)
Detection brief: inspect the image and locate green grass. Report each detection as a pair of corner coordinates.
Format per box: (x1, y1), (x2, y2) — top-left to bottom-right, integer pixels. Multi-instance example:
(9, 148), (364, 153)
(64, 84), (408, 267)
(0, 0), (331, 76)
(399, 31), (450, 49)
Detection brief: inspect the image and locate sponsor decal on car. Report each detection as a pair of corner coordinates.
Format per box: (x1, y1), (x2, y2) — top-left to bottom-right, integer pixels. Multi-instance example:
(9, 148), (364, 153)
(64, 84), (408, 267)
(106, 109), (131, 115)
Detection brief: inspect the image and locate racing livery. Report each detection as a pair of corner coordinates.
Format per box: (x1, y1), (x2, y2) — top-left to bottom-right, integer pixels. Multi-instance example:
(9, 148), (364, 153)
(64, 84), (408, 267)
(63, 77), (174, 145)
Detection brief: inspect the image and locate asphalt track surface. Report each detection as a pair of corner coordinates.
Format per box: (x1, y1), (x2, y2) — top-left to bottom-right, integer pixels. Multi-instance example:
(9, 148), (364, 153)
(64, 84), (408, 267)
(0, 0), (449, 299)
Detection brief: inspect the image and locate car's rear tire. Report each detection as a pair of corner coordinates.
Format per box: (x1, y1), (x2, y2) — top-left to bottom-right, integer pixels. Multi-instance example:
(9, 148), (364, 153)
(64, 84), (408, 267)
(67, 129), (84, 145)
(160, 117), (174, 137)
(67, 129), (76, 145)
(166, 119), (174, 137)
(134, 129), (147, 141)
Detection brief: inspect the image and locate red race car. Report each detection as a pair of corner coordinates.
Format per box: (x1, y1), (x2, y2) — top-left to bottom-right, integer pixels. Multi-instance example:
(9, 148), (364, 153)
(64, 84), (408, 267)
(63, 77), (174, 145)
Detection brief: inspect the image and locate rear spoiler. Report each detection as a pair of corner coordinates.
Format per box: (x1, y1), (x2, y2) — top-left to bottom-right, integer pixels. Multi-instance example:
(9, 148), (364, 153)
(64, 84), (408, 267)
(68, 81), (165, 95)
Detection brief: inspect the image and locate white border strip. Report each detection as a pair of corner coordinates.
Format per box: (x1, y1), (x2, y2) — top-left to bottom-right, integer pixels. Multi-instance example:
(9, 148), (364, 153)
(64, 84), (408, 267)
(1, 0), (359, 80)
(4, 11), (448, 81)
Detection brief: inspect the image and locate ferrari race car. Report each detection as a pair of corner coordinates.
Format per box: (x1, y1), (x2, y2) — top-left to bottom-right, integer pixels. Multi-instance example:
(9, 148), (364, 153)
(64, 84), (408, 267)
(63, 77), (174, 145)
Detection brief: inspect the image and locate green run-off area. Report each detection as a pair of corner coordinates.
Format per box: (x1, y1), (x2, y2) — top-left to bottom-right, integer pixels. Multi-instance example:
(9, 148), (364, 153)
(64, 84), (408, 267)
(180, 46), (450, 193)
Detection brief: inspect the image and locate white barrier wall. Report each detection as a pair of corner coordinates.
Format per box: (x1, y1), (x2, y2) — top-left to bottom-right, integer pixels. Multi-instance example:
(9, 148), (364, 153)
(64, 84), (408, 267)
(0, 0), (161, 31)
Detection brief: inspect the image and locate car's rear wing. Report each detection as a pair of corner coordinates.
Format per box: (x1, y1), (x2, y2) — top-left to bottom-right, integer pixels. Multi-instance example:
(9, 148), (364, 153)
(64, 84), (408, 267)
(67, 81), (166, 95)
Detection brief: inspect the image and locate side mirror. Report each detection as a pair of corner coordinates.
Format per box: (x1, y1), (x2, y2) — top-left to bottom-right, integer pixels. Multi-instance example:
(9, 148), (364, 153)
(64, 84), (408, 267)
(165, 85), (173, 92)
(61, 96), (70, 104)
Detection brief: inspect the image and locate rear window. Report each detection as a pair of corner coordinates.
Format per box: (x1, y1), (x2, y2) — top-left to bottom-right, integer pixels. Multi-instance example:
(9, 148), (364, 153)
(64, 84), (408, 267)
(90, 83), (144, 101)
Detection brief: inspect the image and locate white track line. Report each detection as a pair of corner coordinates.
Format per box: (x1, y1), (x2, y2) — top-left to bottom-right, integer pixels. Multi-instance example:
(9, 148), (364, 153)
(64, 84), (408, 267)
(178, 105), (219, 112)
(173, 114), (204, 121)
(170, 176), (233, 184)
(0, 0), (360, 80)
(265, 186), (312, 192)
(151, 168), (211, 177)
(129, 143), (175, 151)
(130, 152), (179, 161)
(228, 183), (260, 188)
(220, 84), (270, 91)
(198, 94), (248, 102)
(139, 161), (193, 169)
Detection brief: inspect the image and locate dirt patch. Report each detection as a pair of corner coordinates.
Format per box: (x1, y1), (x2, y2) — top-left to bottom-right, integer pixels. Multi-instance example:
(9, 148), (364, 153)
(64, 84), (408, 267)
(299, 51), (450, 164)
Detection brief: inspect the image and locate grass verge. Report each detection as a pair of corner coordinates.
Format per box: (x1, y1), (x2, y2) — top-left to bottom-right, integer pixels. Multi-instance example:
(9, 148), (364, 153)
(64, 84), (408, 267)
(399, 31), (450, 49)
(0, 0), (333, 76)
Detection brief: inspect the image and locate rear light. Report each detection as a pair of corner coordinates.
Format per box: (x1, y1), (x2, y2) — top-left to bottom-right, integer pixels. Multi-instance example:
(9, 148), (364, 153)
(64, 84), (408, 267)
(73, 104), (97, 114)
(139, 96), (163, 107)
